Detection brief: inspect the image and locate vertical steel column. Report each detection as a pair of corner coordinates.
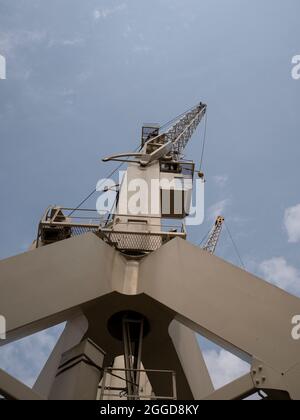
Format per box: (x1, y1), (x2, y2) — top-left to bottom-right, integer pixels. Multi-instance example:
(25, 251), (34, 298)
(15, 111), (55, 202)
(134, 318), (144, 397)
(122, 315), (144, 400)
(49, 339), (105, 400)
(99, 368), (107, 400)
(122, 317), (134, 399)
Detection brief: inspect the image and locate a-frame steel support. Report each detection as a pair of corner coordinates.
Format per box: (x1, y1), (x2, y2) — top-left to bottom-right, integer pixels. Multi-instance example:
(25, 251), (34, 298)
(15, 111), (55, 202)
(0, 234), (299, 399)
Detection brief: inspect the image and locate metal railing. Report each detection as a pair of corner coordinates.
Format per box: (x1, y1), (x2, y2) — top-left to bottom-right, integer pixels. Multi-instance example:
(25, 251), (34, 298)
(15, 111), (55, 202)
(37, 207), (186, 253)
(99, 367), (177, 400)
(36, 207), (102, 247)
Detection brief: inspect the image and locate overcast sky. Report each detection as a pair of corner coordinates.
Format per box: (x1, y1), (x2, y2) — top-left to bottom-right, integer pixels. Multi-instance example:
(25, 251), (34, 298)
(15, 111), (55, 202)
(0, 0), (299, 394)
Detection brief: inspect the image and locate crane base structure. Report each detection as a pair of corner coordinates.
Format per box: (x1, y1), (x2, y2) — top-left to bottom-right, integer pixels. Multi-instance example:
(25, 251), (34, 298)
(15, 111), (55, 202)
(0, 234), (300, 400)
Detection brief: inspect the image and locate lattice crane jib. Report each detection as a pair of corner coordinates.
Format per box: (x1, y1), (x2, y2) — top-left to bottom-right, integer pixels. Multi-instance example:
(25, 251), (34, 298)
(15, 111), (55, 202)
(203, 216), (225, 255)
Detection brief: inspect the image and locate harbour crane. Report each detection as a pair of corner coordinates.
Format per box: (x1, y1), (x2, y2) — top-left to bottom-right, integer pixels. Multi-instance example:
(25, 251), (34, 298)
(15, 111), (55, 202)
(1, 102), (299, 401)
(203, 216), (225, 254)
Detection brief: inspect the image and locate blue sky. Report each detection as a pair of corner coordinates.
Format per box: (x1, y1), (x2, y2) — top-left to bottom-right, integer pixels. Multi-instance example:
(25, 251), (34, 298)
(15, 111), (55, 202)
(0, 0), (299, 393)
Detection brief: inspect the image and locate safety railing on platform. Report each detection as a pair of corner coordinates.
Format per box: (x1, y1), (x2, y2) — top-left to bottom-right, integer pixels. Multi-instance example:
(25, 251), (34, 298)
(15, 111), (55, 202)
(36, 207), (186, 253)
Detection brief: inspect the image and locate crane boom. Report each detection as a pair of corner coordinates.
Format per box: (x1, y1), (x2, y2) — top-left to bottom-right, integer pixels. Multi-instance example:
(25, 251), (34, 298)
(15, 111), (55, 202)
(203, 216), (224, 254)
(164, 102), (207, 159)
(103, 102), (207, 166)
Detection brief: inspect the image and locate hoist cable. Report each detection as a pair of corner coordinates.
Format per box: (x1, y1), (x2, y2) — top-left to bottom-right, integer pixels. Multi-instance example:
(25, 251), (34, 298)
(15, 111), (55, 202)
(224, 221), (246, 270)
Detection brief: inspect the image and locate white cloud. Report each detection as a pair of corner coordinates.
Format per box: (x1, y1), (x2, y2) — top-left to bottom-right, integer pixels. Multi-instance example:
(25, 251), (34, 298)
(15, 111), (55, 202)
(48, 38), (84, 48)
(203, 349), (249, 390)
(93, 10), (101, 20)
(0, 325), (64, 387)
(0, 30), (46, 55)
(259, 257), (300, 295)
(133, 45), (151, 54)
(122, 25), (133, 38)
(62, 39), (83, 47)
(284, 204), (300, 243)
(207, 199), (230, 220)
(93, 4), (126, 21)
(76, 70), (92, 83)
(213, 175), (228, 188)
